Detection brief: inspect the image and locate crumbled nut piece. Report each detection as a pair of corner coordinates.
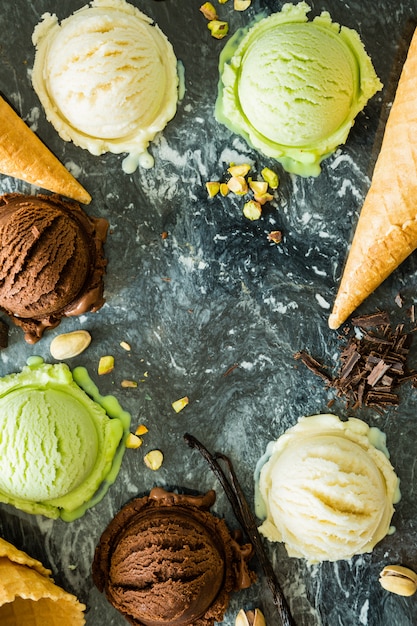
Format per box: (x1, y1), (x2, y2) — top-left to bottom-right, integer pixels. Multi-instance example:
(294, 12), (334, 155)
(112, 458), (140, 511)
(243, 200), (262, 220)
(200, 2), (218, 20)
(220, 182), (229, 196)
(125, 433), (143, 449)
(121, 379), (138, 388)
(208, 20), (229, 39)
(98, 355), (115, 375)
(120, 341), (131, 351)
(161, 231), (168, 240)
(268, 230), (282, 244)
(254, 191), (274, 205)
(50, 330), (92, 360)
(227, 175), (248, 195)
(172, 396), (189, 413)
(234, 0), (251, 10)
(206, 181), (220, 198)
(144, 449), (164, 470)
(135, 424), (149, 436)
(249, 180), (268, 195)
(228, 163), (251, 177)
(261, 167), (279, 189)
(395, 293), (404, 307)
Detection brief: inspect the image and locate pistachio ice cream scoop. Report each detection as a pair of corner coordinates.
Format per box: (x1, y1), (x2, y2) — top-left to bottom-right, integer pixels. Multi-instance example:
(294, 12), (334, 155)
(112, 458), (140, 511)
(0, 358), (130, 521)
(216, 2), (382, 176)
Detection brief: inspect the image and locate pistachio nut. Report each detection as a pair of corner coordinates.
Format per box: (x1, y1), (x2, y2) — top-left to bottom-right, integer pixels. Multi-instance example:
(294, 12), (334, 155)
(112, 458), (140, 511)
(379, 564), (417, 597)
(50, 330), (91, 360)
(144, 450), (164, 471)
(235, 608), (266, 626)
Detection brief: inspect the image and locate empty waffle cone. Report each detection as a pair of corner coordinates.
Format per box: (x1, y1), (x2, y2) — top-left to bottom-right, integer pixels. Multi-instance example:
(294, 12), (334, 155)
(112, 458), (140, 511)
(0, 537), (85, 625)
(329, 27), (417, 330)
(0, 95), (91, 204)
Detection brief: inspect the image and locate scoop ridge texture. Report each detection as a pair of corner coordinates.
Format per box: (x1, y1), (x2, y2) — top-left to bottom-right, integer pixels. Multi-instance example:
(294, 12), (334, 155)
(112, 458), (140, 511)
(257, 414), (400, 562)
(32, 0), (178, 172)
(0, 193), (108, 343)
(0, 360), (125, 520)
(216, 2), (382, 176)
(93, 488), (255, 626)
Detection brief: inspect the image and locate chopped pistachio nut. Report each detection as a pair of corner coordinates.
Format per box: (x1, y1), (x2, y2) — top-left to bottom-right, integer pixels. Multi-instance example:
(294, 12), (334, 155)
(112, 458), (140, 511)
(218, 0), (229, 3)
(120, 341), (131, 351)
(243, 200), (262, 220)
(220, 182), (229, 196)
(144, 449), (164, 470)
(254, 192), (274, 205)
(234, 0), (251, 10)
(261, 167), (279, 189)
(135, 424), (149, 436)
(98, 355), (114, 375)
(267, 230), (282, 244)
(200, 2), (218, 20)
(121, 379), (138, 388)
(50, 330), (91, 360)
(125, 433), (143, 449)
(208, 20), (229, 39)
(172, 396), (189, 413)
(227, 163), (251, 177)
(206, 181), (220, 198)
(227, 175), (248, 195)
(249, 180), (268, 195)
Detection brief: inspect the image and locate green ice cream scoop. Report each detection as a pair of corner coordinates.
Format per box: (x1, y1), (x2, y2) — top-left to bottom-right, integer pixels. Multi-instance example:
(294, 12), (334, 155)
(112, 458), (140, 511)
(0, 358), (130, 521)
(216, 1), (382, 176)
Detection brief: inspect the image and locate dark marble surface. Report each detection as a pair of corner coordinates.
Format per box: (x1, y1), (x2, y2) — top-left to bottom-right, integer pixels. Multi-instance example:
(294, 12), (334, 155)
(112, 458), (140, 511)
(1, 1), (417, 624)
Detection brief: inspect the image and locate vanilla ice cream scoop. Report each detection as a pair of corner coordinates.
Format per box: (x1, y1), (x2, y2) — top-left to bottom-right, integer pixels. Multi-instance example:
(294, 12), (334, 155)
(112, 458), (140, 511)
(256, 414), (400, 562)
(32, 0), (179, 172)
(216, 1), (382, 176)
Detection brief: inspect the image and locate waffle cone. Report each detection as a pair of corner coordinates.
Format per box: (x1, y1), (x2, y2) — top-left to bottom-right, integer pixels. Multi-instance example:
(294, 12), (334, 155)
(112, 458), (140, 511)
(0, 538), (85, 625)
(329, 27), (417, 329)
(0, 95), (91, 204)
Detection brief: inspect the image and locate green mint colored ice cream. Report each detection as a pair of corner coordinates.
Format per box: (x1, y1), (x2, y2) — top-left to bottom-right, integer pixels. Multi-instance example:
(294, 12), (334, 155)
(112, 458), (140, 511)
(0, 357), (130, 521)
(216, 1), (382, 176)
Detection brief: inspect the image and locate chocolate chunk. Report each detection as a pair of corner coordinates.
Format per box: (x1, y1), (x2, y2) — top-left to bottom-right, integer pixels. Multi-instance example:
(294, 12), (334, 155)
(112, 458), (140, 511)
(294, 350), (332, 383)
(351, 311), (390, 328)
(295, 311), (417, 411)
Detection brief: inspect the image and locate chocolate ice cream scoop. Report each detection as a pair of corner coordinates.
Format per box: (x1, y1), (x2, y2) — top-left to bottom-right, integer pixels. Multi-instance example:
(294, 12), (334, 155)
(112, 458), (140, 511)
(0, 193), (108, 343)
(92, 487), (255, 626)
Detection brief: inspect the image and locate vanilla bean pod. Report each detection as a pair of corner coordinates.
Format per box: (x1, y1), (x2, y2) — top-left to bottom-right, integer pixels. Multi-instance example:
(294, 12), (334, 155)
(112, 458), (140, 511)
(184, 433), (296, 626)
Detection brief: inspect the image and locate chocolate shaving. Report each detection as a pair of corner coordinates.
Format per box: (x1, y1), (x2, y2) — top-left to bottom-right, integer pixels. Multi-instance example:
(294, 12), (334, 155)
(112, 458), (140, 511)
(184, 433), (296, 626)
(367, 360), (390, 387)
(295, 311), (417, 411)
(294, 350), (332, 382)
(351, 311), (390, 328)
(340, 349), (361, 380)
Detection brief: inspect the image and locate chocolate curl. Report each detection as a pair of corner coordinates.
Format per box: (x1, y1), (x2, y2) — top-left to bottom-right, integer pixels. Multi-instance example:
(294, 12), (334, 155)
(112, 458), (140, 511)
(184, 433), (296, 626)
